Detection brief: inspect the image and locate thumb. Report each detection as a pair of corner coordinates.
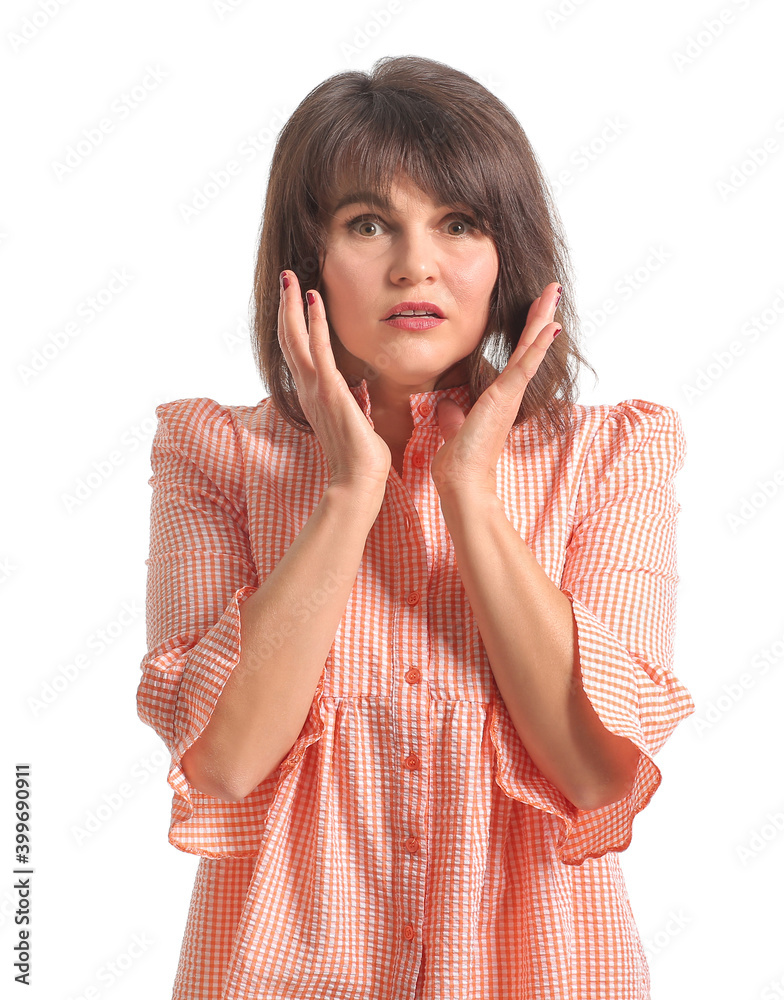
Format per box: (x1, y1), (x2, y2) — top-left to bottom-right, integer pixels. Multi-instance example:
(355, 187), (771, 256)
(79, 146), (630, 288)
(436, 397), (466, 443)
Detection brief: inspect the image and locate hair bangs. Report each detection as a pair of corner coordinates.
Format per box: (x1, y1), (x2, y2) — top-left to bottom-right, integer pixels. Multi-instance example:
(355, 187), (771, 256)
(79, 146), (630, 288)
(311, 94), (497, 237)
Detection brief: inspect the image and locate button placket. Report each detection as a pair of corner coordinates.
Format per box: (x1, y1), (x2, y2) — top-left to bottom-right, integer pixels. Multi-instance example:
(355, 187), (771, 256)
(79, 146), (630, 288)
(391, 396), (467, 976)
(395, 512), (428, 968)
(393, 493), (427, 692)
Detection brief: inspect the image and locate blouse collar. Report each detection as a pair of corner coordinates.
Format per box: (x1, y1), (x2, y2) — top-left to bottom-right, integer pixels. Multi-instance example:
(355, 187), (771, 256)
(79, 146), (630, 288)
(348, 379), (472, 430)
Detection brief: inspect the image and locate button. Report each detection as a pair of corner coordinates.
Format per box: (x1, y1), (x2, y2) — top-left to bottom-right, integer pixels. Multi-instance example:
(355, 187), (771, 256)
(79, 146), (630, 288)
(405, 837), (420, 854)
(406, 591), (420, 607)
(404, 753), (421, 770)
(405, 668), (421, 684)
(417, 402), (432, 417)
(403, 924), (415, 941)
(412, 453), (426, 468)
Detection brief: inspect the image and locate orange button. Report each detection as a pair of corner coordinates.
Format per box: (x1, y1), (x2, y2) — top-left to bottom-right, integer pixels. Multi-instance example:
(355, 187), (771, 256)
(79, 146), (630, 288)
(406, 591), (420, 607)
(405, 837), (420, 854)
(412, 453), (426, 468)
(404, 753), (420, 770)
(405, 668), (421, 684)
(403, 924), (415, 941)
(417, 402), (432, 417)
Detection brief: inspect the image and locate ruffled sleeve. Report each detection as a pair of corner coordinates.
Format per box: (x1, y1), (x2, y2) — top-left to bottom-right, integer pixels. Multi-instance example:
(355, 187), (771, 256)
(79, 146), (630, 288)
(490, 398), (695, 865)
(136, 397), (327, 856)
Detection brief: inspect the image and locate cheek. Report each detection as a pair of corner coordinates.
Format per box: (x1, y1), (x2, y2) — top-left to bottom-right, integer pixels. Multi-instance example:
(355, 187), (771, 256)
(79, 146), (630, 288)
(321, 246), (369, 305)
(453, 248), (499, 309)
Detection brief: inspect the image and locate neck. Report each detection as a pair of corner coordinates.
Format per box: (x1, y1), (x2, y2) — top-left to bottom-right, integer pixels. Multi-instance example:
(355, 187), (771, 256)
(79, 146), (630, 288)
(364, 362), (469, 443)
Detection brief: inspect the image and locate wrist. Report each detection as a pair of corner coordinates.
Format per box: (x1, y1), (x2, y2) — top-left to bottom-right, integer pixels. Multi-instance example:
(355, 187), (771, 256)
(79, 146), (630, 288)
(325, 479), (387, 518)
(438, 485), (503, 521)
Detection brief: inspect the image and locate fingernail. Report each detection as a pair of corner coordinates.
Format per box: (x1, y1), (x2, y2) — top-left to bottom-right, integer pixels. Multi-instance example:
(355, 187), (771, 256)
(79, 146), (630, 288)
(555, 285), (562, 308)
(553, 328), (561, 338)
(280, 271), (290, 290)
(306, 291), (315, 305)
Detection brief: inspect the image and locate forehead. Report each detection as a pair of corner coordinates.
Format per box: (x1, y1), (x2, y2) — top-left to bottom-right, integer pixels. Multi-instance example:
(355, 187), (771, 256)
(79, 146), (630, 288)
(327, 175), (471, 216)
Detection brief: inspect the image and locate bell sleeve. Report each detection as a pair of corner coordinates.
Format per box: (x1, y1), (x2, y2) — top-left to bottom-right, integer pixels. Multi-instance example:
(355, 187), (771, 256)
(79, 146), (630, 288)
(490, 398), (695, 865)
(136, 397), (326, 857)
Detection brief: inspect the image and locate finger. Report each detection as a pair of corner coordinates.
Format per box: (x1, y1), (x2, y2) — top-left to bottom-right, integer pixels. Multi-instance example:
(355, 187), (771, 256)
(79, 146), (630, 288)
(303, 288), (371, 423)
(303, 289), (339, 381)
(527, 283), (560, 324)
(278, 270), (310, 386)
(484, 323), (558, 415)
(277, 272), (295, 371)
(512, 321), (561, 381)
(514, 283), (562, 357)
(533, 282), (562, 317)
(435, 397), (466, 443)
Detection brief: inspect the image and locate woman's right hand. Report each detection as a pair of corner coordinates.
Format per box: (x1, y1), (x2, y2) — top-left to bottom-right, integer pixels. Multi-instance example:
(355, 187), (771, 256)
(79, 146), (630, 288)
(277, 269), (392, 497)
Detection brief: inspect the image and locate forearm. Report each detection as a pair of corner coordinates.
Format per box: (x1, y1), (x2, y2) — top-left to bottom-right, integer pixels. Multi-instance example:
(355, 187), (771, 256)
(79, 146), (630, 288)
(439, 490), (640, 811)
(181, 483), (383, 802)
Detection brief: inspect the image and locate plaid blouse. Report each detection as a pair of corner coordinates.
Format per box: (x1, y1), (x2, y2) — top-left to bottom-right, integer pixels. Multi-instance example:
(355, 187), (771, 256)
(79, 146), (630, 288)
(137, 382), (694, 999)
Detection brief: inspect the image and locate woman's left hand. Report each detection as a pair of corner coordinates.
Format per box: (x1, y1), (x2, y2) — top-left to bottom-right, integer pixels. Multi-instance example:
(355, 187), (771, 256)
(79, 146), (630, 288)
(431, 281), (562, 499)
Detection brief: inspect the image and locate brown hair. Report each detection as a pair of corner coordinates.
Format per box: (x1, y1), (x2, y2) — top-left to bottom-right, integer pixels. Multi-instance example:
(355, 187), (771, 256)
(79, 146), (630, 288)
(250, 55), (596, 439)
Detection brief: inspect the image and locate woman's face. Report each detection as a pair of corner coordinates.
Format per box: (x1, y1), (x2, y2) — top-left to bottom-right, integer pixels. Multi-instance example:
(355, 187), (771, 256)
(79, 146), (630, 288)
(319, 174), (499, 395)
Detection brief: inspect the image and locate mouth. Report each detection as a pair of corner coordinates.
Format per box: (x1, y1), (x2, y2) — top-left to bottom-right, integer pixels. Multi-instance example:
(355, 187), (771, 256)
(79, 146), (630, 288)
(381, 300), (445, 320)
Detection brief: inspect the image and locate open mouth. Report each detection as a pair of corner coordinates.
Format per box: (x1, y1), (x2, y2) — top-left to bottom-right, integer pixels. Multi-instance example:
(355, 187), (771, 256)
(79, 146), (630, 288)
(388, 309), (441, 318)
(382, 301), (446, 320)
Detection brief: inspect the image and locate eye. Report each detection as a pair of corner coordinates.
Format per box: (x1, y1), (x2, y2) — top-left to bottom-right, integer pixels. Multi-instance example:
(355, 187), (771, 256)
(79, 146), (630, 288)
(445, 215), (477, 236)
(347, 215), (386, 237)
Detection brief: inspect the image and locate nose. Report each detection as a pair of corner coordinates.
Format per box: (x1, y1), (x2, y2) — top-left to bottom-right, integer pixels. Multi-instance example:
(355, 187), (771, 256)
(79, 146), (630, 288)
(388, 227), (439, 285)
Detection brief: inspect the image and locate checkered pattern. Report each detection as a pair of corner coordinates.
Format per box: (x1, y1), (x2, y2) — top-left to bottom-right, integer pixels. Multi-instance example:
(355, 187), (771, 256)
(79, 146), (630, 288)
(137, 385), (694, 999)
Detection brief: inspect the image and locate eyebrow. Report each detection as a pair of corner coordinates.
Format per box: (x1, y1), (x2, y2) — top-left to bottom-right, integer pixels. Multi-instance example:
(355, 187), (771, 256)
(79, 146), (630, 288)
(331, 190), (394, 214)
(329, 190), (476, 223)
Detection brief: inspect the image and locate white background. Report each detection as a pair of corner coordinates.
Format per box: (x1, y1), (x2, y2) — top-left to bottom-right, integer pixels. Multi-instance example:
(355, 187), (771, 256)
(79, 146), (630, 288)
(2, 0), (783, 997)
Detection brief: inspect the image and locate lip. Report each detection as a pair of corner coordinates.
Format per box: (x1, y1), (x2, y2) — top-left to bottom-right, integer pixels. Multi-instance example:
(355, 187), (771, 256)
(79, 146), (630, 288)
(383, 316), (445, 330)
(381, 300), (445, 320)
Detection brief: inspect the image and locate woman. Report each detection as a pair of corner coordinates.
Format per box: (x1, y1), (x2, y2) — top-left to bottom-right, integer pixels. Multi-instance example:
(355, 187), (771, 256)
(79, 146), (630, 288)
(137, 55), (694, 999)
